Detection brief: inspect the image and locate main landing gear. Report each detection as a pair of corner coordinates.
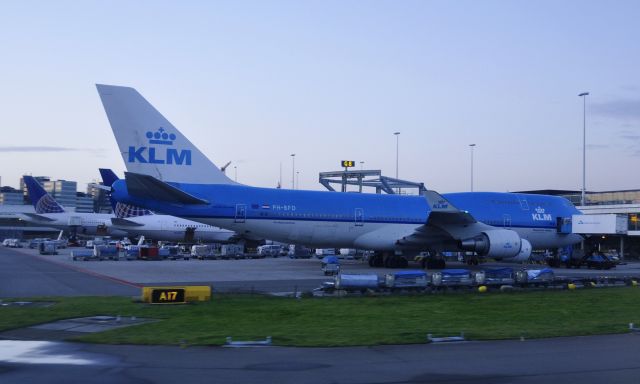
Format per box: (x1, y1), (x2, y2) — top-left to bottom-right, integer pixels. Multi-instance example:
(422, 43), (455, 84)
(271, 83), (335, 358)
(419, 251), (446, 269)
(421, 257), (446, 269)
(368, 252), (409, 268)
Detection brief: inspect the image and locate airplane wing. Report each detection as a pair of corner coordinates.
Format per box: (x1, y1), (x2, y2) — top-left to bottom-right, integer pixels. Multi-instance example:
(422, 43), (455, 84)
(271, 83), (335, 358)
(21, 213), (57, 222)
(124, 172), (209, 205)
(395, 191), (493, 248)
(111, 218), (145, 227)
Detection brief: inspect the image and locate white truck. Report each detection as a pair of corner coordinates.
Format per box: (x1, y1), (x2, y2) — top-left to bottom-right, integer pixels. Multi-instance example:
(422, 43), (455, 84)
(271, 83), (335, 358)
(220, 244), (244, 259)
(257, 244), (281, 257)
(572, 214), (628, 235)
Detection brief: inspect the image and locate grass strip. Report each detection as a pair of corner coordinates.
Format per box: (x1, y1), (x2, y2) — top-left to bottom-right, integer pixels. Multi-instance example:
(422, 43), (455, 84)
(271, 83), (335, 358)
(1, 287), (639, 347)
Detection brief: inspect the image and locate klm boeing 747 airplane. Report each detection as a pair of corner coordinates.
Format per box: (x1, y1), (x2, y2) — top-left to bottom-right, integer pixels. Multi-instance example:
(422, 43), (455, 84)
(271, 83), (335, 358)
(97, 84), (583, 268)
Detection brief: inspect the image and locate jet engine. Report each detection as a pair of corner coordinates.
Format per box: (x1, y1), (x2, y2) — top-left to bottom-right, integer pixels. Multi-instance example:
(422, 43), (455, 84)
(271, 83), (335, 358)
(459, 229), (532, 260)
(510, 238), (532, 262)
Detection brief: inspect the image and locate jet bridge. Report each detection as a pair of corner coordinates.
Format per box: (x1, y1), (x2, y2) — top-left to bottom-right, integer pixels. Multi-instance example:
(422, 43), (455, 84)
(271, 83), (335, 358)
(319, 169), (426, 194)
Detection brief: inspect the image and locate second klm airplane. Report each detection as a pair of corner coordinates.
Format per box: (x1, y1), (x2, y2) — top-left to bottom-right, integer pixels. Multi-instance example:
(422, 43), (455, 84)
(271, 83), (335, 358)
(97, 84), (583, 268)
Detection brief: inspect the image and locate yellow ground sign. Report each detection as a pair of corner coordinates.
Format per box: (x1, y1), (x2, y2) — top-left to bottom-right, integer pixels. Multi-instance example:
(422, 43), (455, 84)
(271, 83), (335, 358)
(142, 286), (211, 304)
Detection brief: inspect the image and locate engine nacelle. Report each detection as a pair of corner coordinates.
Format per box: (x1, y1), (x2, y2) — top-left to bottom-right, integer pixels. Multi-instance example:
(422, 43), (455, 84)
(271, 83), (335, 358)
(459, 229), (530, 259)
(509, 238), (532, 262)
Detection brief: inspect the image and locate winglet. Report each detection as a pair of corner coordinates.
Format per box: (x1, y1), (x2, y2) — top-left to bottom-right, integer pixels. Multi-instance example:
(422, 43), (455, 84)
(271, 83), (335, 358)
(423, 190), (461, 213)
(423, 190), (477, 226)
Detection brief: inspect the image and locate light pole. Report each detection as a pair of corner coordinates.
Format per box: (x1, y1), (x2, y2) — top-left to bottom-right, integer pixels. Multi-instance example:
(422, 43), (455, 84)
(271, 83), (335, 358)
(296, 171), (300, 190)
(578, 92), (589, 206)
(290, 154), (296, 190)
(469, 144), (476, 192)
(394, 132), (400, 193)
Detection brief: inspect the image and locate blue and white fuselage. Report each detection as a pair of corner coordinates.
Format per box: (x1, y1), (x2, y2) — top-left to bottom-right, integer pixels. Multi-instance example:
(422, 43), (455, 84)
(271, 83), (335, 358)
(112, 180), (582, 253)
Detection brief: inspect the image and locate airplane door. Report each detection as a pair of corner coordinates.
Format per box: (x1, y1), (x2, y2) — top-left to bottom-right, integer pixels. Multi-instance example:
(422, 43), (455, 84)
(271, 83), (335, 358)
(184, 227), (195, 243)
(234, 204), (246, 223)
(355, 208), (364, 227)
(96, 224), (108, 235)
(518, 197), (529, 210)
(503, 214), (511, 228)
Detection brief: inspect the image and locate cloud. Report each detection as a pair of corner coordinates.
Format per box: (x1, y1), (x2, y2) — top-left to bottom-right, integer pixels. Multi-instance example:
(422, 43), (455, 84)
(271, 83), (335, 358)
(620, 85), (640, 92)
(620, 134), (640, 142)
(586, 144), (608, 149)
(592, 99), (640, 120)
(0, 146), (109, 154)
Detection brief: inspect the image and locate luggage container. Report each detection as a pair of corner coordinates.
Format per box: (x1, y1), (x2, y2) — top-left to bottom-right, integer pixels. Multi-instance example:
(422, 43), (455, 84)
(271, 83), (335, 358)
(431, 269), (474, 287)
(339, 248), (357, 259)
(384, 270), (428, 290)
(6, 239), (22, 248)
(525, 268), (555, 285)
(161, 246), (182, 260)
(158, 247), (171, 259)
(321, 256), (340, 276)
(139, 246), (160, 260)
(289, 244), (312, 259)
(220, 244), (244, 259)
(94, 245), (119, 260)
(335, 274), (380, 291)
(124, 246), (140, 260)
(477, 268), (516, 286)
(191, 244), (217, 259)
(315, 248), (336, 257)
(322, 263), (340, 276)
(257, 245), (281, 257)
(38, 241), (58, 255)
(71, 249), (96, 261)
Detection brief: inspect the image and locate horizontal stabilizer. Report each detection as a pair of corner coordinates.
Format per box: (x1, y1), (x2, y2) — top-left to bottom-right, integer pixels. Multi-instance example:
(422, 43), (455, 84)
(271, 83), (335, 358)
(124, 172), (209, 205)
(111, 217), (145, 227)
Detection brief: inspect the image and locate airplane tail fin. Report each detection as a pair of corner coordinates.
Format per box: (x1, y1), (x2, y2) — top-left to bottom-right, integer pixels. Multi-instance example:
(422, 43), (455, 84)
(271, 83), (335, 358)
(96, 84), (237, 185)
(98, 168), (119, 187)
(23, 176), (65, 214)
(98, 168), (154, 218)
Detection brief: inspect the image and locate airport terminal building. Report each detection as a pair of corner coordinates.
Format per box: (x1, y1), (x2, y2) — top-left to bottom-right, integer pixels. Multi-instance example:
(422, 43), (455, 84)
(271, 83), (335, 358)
(521, 189), (640, 259)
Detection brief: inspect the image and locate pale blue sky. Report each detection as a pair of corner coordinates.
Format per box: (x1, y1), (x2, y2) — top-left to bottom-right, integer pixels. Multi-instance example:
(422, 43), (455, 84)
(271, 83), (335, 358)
(1, 0), (639, 193)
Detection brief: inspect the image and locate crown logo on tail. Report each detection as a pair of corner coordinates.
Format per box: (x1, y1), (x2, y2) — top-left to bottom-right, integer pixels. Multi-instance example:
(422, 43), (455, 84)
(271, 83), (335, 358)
(146, 127), (176, 145)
